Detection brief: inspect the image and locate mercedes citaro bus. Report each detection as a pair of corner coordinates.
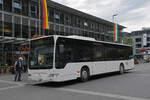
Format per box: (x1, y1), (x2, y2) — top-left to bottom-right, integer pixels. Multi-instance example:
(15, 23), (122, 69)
(28, 35), (134, 82)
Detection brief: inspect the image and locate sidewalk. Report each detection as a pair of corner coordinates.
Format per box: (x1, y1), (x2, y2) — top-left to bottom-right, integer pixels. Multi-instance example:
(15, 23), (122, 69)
(0, 73), (28, 92)
(0, 73), (28, 83)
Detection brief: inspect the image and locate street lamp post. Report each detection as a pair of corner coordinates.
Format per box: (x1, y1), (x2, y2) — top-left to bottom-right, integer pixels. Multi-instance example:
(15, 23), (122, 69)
(112, 14), (118, 23)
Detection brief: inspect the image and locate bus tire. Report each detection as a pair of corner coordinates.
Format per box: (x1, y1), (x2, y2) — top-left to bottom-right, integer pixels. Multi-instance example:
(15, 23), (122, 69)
(119, 64), (125, 74)
(80, 67), (90, 82)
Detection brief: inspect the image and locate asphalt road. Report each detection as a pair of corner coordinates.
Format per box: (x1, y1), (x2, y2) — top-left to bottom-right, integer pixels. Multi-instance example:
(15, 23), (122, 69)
(0, 63), (150, 100)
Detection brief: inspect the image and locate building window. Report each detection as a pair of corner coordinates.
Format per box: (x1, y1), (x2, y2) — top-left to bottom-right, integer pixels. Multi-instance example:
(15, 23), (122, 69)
(95, 23), (99, 32)
(48, 7), (54, 22)
(4, 0), (12, 12)
(30, 2), (38, 18)
(13, 0), (21, 9)
(30, 20), (38, 38)
(144, 43), (150, 47)
(136, 44), (141, 48)
(0, 0), (2, 10)
(13, 0), (21, 14)
(0, 0), (3, 4)
(0, 22), (2, 36)
(65, 13), (70, 25)
(22, 0), (29, 16)
(54, 12), (60, 23)
(31, 6), (37, 17)
(22, 18), (29, 38)
(49, 23), (54, 35)
(136, 49), (141, 53)
(55, 13), (60, 20)
(55, 25), (59, 34)
(65, 27), (69, 35)
(147, 37), (150, 41)
(0, 13), (2, 36)
(84, 19), (89, 30)
(4, 14), (12, 37)
(135, 38), (141, 42)
(90, 23), (93, 30)
(0, 0), (3, 10)
(84, 22), (88, 27)
(14, 16), (21, 38)
(30, 20), (36, 37)
(70, 15), (75, 26)
(77, 17), (82, 28)
(147, 43), (150, 47)
(0, 44), (3, 66)
(101, 35), (105, 41)
(60, 13), (64, 24)
(60, 26), (64, 35)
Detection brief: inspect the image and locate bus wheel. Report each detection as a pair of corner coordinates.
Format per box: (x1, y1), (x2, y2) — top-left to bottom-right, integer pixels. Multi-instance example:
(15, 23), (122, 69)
(80, 67), (89, 82)
(119, 64), (125, 74)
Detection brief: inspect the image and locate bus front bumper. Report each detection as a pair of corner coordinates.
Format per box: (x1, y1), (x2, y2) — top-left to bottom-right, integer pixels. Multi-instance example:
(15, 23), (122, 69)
(28, 73), (64, 83)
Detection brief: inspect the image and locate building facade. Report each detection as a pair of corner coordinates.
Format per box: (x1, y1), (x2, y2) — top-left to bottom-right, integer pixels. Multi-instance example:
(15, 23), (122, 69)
(0, 0), (125, 66)
(131, 28), (150, 59)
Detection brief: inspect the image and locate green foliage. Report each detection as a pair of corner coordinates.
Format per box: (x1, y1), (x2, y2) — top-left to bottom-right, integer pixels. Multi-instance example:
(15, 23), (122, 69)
(123, 37), (133, 45)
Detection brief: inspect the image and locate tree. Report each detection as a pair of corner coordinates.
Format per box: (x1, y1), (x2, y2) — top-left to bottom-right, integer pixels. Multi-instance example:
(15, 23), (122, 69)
(123, 37), (133, 45)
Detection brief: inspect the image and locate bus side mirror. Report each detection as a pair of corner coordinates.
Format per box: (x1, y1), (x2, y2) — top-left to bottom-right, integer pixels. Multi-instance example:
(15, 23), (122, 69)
(59, 45), (64, 53)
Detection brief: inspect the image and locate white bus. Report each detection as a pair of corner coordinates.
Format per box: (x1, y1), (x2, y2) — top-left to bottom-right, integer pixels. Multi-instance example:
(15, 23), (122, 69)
(28, 35), (134, 82)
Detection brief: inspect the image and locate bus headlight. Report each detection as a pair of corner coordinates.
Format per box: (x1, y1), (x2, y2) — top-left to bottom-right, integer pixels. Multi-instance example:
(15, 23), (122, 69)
(49, 73), (59, 77)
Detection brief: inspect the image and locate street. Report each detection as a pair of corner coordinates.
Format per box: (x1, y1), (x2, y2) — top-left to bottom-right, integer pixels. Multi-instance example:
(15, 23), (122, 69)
(0, 63), (150, 100)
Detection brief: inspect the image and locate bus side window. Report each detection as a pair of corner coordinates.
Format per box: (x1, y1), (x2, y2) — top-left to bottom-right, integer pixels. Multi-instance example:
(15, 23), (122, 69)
(59, 45), (64, 53)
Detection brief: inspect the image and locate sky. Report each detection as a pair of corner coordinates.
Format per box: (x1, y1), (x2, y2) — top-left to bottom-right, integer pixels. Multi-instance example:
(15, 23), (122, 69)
(53, 0), (150, 32)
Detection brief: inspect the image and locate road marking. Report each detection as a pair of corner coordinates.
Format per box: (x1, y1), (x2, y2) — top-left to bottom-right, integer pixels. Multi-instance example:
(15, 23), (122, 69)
(0, 80), (26, 85)
(0, 79), (149, 100)
(58, 88), (149, 100)
(0, 84), (24, 91)
(0, 80), (26, 92)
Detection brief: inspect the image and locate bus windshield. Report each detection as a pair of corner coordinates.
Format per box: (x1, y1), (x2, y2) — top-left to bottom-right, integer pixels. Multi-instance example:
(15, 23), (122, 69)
(29, 37), (54, 69)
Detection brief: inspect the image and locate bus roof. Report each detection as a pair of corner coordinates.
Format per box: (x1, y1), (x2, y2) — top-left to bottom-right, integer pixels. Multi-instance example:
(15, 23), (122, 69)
(29, 35), (132, 47)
